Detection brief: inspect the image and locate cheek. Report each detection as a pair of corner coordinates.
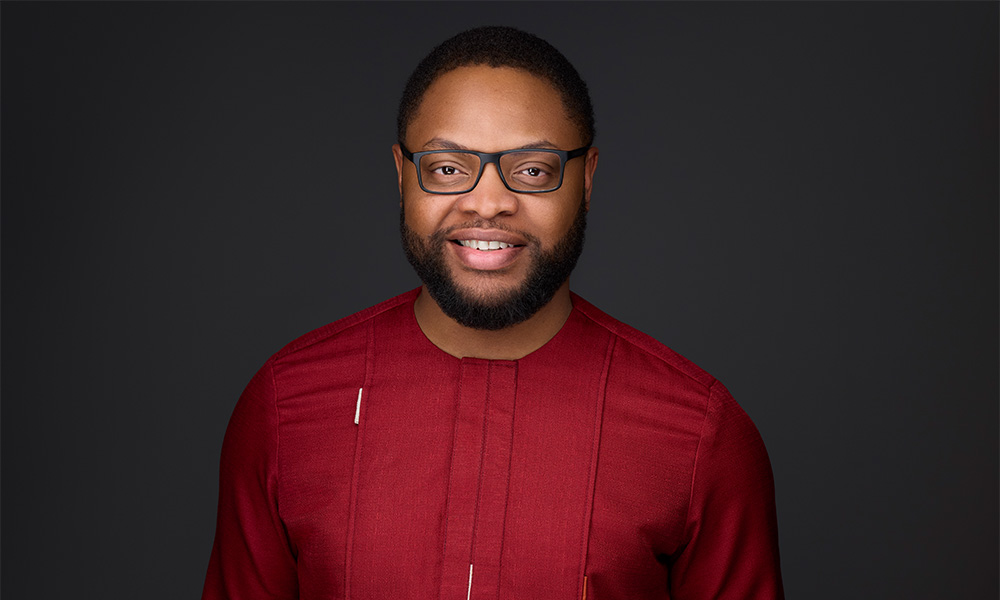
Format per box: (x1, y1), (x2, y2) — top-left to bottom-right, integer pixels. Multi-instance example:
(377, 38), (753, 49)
(403, 195), (452, 234)
(531, 201), (582, 246)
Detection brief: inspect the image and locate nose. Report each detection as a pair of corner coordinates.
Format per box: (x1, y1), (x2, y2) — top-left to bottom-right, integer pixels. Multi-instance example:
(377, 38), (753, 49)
(454, 163), (519, 219)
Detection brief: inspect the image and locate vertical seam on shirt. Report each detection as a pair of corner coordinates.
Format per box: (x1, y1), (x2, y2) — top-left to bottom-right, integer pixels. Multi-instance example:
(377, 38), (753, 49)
(680, 379), (718, 548)
(269, 358), (282, 532)
(440, 362), (466, 582)
(344, 318), (376, 600)
(577, 334), (615, 599)
(469, 362), (493, 565)
(268, 358), (301, 572)
(494, 363), (518, 600)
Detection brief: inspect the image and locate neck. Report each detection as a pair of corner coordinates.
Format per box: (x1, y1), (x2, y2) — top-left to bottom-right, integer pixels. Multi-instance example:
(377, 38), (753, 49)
(413, 282), (573, 360)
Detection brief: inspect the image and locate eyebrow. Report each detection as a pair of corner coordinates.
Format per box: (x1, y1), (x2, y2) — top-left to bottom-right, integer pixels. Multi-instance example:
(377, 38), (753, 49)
(422, 138), (561, 151)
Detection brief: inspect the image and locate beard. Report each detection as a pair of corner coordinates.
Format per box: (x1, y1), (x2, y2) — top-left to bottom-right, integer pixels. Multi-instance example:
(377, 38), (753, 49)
(400, 198), (587, 331)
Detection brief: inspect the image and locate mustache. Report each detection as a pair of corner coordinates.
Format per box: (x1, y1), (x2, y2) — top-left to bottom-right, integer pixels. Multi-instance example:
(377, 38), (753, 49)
(430, 219), (540, 246)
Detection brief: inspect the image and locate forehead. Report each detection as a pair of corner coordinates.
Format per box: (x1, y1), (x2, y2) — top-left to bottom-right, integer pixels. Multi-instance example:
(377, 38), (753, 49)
(406, 65), (581, 152)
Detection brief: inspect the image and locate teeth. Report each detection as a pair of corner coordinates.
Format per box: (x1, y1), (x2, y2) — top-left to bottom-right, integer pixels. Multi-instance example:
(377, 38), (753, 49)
(460, 240), (512, 251)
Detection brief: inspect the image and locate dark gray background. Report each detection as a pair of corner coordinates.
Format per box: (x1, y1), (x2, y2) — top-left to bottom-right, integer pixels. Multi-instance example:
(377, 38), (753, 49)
(2, 2), (997, 598)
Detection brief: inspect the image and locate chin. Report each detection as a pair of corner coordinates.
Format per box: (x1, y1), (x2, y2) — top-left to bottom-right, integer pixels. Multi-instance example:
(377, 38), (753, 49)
(401, 196), (587, 331)
(453, 285), (530, 312)
(449, 269), (531, 300)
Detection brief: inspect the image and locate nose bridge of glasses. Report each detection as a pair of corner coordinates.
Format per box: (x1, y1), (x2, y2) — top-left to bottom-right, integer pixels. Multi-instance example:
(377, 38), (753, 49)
(477, 152), (509, 189)
(451, 152), (517, 219)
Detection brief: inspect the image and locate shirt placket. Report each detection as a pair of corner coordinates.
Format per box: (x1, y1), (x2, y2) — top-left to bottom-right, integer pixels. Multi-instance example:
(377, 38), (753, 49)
(440, 359), (518, 600)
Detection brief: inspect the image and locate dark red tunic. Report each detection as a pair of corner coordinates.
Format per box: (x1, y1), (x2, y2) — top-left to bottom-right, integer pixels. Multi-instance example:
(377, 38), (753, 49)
(203, 289), (782, 599)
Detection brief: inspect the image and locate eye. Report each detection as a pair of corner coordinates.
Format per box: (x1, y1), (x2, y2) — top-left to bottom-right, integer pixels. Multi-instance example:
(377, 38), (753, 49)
(516, 166), (548, 178)
(420, 154), (477, 191)
(501, 151), (561, 190)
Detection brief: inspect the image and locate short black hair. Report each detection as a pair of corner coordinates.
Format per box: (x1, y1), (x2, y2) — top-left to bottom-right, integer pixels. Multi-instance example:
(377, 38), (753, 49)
(397, 26), (595, 147)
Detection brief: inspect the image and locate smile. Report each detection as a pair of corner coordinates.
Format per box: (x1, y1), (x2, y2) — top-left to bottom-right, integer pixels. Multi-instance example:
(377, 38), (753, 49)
(456, 240), (519, 251)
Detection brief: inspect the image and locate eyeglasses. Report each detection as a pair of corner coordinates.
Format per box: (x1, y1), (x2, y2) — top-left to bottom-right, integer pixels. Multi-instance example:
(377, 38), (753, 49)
(400, 145), (589, 194)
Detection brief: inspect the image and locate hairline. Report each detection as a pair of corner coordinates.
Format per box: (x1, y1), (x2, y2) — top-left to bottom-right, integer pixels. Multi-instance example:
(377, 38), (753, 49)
(401, 64), (586, 150)
(399, 65), (594, 148)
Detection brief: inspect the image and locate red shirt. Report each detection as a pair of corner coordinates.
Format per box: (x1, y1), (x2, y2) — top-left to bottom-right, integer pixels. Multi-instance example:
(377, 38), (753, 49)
(203, 289), (783, 599)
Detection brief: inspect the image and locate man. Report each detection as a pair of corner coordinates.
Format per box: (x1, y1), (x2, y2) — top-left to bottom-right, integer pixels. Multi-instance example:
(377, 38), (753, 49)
(203, 26), (783, 600)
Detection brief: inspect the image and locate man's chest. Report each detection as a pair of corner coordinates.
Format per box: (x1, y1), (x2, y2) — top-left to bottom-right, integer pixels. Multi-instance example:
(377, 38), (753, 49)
(273, 347), (697, 600)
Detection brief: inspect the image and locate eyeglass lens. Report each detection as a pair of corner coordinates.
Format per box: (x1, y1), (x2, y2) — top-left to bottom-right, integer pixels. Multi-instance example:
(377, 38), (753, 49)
(418, 151), (565, 193)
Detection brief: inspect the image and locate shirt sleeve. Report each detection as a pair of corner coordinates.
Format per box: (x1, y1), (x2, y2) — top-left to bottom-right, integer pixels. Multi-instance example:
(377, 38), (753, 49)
(202, 360), (299, 600)
(669, 381), (784, 599)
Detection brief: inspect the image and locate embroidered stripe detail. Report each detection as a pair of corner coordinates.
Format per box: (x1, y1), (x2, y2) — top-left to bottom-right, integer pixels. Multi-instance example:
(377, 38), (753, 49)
(354, 388), (363, 425)
(466, 563), (474, 600)
(578, 335), (615, 600)
(345, 319), (376, 599)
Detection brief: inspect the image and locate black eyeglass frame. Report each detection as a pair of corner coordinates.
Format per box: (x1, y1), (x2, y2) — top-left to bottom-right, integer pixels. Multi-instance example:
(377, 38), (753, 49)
(400, 145), (590, 195)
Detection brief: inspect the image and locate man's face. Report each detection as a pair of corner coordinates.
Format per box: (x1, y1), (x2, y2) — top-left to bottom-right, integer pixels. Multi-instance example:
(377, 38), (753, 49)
(393, 65), (598, 330)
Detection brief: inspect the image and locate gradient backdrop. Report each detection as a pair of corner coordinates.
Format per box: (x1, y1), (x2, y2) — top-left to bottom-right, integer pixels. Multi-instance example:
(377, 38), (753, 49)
(2, 2), (997, 598)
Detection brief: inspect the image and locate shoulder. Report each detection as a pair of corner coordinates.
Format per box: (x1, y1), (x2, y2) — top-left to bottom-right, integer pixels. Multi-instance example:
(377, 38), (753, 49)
(571, 293), (717, 395)
(569, 293), (764, 440)
(268, 288), (420, 365)
(570, 294), (775, 507)
(572, 296), (770, 474)
(243, 289), (419, 403)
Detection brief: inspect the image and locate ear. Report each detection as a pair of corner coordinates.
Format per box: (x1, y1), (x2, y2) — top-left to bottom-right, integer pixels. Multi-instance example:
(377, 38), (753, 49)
(392, 144), (405, 205)
(582, 147), (599, 212)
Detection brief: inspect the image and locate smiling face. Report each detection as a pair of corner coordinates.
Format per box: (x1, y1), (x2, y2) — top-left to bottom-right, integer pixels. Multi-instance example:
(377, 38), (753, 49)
(393, 65), (598, 330)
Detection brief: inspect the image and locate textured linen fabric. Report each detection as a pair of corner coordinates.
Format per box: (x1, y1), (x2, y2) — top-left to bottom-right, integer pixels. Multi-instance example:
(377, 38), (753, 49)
(203, 289), (783, 599)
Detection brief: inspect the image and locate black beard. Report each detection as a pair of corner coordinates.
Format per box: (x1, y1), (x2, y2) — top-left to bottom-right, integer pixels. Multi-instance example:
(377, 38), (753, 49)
(400, 199), (587, 331)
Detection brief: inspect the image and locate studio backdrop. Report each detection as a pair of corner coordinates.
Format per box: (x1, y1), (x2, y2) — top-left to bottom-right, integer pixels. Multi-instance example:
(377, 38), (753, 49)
(2, 2), (997, 599)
